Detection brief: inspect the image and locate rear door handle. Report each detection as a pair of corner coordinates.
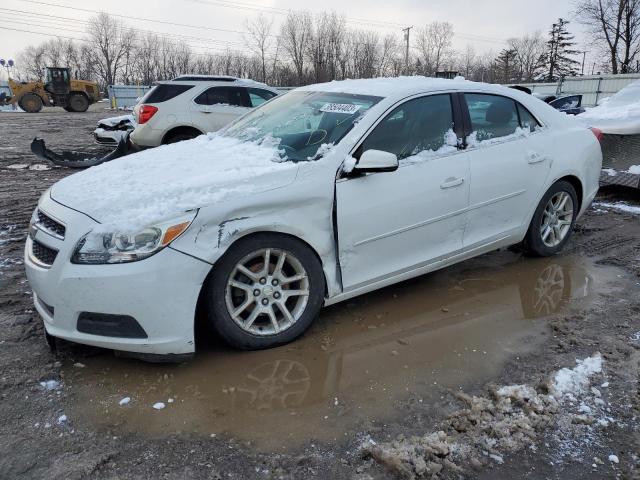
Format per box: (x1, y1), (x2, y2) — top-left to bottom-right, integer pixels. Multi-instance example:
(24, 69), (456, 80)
(527, 151), (547, 164)
(440, 177), (464, 189)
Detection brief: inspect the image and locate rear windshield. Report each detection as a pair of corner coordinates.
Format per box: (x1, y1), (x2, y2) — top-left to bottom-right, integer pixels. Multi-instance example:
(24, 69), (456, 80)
(141, 84), (193, 103)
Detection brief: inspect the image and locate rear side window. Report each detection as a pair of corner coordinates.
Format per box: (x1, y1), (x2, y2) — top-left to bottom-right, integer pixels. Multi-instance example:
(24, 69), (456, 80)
(360, 94), (455, 161)
(142, 84), (193, 103)
(465, 94), (519, 141)
(248, 88), (277, 107)
(194, 87), (247, 107)
(517, 104), (540, 132)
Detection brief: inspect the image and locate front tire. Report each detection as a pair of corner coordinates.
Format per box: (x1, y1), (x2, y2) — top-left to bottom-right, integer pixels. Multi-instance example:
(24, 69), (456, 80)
(523, 181), (578, 257)
(206, 234), (325, 350)
(18, 93), (43, 113)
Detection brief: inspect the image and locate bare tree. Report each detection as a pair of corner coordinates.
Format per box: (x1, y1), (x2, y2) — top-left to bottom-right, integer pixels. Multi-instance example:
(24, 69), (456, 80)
(280, 11), (312, 84)
(574, 0), (640, 73)
(378, 34), (401, 76)
(87, 12), (136, 87)
(16, 44), (47, 80)
(459, 44), (477, 78)
(416, 21), (455, 75)
(245, 13), (274, 83)
(508, 32), (546, 81)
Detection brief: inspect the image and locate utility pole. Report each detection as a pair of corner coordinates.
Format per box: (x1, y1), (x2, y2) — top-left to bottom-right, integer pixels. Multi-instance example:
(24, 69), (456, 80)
(402, 26), (413, 75)
(580, 50), (588, 75)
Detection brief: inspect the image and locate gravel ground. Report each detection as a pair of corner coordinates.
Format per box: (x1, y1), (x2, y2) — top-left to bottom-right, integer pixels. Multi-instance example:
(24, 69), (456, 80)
(0, 108), (639, 479)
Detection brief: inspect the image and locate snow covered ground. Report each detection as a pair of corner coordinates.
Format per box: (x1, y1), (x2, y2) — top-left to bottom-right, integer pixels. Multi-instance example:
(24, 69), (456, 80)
(593, 201), (640, 215)
(362, 353), (615, 477)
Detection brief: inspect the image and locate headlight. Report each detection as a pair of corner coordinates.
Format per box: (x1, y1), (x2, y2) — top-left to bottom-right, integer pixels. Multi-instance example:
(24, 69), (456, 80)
(71, 212), (196, 264)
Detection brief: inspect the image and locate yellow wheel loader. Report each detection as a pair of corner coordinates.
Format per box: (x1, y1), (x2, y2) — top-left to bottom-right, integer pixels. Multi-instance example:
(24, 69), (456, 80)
(0, 67), (100, 113)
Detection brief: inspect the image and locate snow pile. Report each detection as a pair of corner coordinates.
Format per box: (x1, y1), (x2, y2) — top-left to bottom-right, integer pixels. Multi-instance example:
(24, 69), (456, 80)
(593, 201), (640, 215)
(466, 127), (531, 148)
(363, 354), (609, 478)
(551, 354), (602, 398)
(628, 165), (640, 174)
(296, 75), (513, 98)
(97, 114), (135, 127)
(152, 402), (165, 410)
(40, 380), (61, 390)
(119, 397), (131, 406)
(50, 133), (299, 231)
(578, 79), (640, 134)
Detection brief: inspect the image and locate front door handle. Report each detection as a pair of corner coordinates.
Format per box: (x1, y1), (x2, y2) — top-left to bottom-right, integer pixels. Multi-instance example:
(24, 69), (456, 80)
(527, 151), (547, 164)
(440, 177), (464, 189)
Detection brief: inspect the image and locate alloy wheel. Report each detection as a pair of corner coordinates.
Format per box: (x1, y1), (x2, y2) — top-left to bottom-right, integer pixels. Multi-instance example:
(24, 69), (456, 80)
(540, 191), (574, 248)
(225, 248), (310, 336)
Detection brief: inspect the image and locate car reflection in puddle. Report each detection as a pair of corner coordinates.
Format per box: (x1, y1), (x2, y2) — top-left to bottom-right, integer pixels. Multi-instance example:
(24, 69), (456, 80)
(64, 251), (615, 449)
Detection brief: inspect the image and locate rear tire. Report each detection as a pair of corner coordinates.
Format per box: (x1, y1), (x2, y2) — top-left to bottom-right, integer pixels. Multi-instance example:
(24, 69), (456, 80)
(18, 93), (43, 113)
(67, 93), (89, 112)
(205, 234), (325, 350)
(164, 132), (199, 144)
(523, 181), (578, 257)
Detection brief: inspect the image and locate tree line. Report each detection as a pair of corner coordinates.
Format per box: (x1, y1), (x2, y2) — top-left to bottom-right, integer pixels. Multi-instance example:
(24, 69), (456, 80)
(12, 4), (640, 89)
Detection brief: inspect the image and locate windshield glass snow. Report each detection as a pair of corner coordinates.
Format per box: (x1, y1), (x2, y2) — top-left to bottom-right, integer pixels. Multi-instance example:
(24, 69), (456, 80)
(224, 91), (382, 162)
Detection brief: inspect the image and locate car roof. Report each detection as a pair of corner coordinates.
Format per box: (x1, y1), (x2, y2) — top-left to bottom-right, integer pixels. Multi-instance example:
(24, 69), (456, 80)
(296, 76), (517, 100)
(172, 75), (238, 82)
(156, 77), (275, 90)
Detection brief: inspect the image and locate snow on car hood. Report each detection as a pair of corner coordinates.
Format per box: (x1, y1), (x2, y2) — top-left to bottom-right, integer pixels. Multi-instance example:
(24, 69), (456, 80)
(50, 133), (298, 230)
(578, 79), (640, 134)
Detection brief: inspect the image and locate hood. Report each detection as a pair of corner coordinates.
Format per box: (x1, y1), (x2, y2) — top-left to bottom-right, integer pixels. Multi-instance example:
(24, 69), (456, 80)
(51, 133), (299, 230)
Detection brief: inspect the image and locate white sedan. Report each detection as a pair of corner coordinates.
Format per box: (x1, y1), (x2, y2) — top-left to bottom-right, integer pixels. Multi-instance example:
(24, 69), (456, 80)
(24, 77), (602, 358)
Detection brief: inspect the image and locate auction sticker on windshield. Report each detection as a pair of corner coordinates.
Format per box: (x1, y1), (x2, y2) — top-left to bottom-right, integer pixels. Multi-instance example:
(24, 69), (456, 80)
(320, 103), (361, 114)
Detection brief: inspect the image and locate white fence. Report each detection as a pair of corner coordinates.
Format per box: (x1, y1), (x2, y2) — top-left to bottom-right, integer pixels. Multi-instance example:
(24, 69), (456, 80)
(107, 84), (153, 109)
(511, 74), (640, 107)
(0, 80), (18, 111)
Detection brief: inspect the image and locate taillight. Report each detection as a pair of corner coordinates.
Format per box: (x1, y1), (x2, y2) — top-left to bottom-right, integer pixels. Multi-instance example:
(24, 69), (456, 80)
(138, 105), (158, 124)
(590, 127), (603, 143)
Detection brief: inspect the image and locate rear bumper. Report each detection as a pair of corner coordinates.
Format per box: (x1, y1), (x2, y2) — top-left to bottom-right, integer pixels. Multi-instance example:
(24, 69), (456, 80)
(130, 124), (164, 148)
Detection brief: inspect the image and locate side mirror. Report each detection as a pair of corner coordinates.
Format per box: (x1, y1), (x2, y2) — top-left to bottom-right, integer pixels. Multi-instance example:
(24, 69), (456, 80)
(353, 149), (398, 173)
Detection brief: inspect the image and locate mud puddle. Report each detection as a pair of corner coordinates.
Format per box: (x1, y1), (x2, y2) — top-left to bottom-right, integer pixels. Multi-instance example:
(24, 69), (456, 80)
(63, 252), (618, 450)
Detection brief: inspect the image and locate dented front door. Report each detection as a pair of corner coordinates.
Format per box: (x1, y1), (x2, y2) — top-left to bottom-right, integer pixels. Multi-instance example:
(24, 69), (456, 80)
(335, 153), (469, 292)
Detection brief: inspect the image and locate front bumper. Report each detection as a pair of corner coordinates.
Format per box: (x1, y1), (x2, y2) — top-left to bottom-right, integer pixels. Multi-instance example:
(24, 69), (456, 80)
(24, 195), (212, 355)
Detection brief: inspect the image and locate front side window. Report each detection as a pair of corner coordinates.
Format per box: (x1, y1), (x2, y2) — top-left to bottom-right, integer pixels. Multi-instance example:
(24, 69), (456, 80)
(224, 91), (382, 162)
(465, 93), (520, 142)
(194, 87), (246, 107)
(359, 94), (456, 161)
(248, 88), (277, 107)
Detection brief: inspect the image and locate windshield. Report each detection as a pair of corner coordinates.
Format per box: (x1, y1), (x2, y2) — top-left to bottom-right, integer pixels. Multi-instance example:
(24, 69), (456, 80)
(223, 91), (382, 162)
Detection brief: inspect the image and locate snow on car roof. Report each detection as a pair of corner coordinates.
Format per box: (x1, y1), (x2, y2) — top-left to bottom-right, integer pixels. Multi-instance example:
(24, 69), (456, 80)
(578, 79), (640, 135)
(296, 76), (510, 98)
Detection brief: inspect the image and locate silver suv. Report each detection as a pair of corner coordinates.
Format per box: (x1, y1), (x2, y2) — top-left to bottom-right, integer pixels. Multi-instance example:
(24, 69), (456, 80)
(130, 76), (279, 147)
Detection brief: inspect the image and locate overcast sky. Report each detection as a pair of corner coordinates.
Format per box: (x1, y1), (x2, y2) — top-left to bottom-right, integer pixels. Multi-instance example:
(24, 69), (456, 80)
(0, 0), (594, 79)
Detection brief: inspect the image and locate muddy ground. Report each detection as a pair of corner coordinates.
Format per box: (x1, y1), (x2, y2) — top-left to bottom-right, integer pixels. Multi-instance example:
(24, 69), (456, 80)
(0, 108), (639, 479)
